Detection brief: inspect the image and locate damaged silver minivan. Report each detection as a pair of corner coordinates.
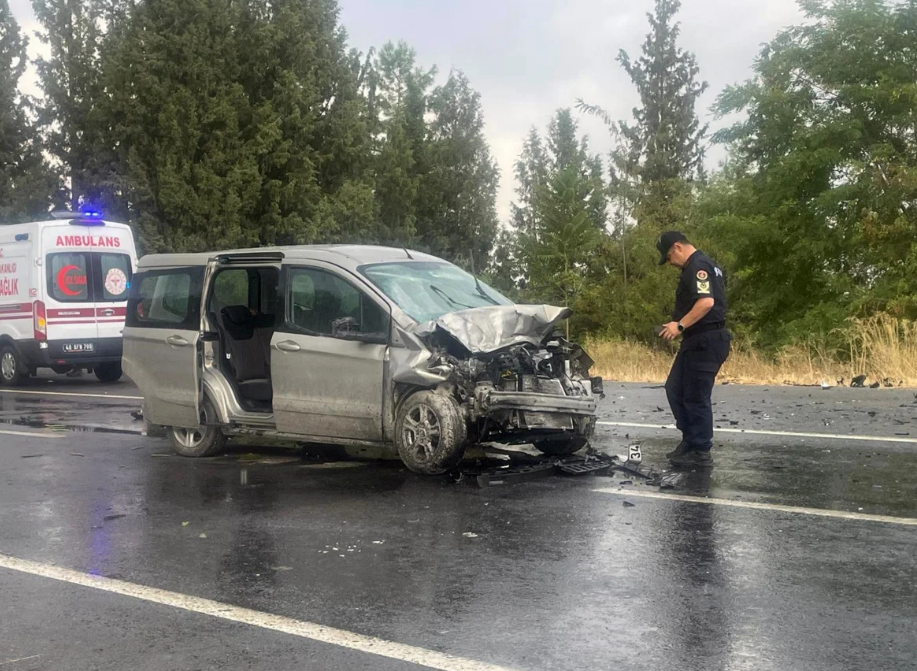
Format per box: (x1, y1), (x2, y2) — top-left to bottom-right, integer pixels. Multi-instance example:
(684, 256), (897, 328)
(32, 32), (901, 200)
(123, 246), (603, 474)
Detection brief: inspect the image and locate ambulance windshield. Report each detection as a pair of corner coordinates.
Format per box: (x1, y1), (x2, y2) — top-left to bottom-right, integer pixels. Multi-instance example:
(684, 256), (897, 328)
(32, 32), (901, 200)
(46, 252), (132, 303)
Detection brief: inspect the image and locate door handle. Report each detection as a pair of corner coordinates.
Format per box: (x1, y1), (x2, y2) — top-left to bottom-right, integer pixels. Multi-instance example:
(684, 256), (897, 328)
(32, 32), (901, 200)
(276, 340), (301, 352)
(165, 335), (190, 347)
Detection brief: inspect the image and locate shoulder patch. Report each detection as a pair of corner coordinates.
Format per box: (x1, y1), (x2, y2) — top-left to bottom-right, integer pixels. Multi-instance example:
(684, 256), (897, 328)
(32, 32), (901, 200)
(696, 269), (708, 281)
(697, 280), (711, 295)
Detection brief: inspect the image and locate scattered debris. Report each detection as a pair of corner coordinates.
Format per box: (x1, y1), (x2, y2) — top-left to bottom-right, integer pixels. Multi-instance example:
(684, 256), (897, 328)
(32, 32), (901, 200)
(623, 501), (636, 508)
(272, 566), (293, 571)
(182, 521), (190, 527)
(462, 532), (479, 538)
(851, 375), (867, 388)
(21, 454), (43, 459)
(70, 452), (85, 457)
(103, 514), (126, 521)
(657, 473), (685, 489)
(130, 410), (143, 421)
(870, 382), (881, 389)
(199, 533), (207, 539)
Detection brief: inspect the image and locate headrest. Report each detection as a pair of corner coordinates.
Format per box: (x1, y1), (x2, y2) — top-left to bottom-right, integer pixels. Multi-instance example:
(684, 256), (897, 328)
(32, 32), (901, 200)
(221, 305), (254, 340)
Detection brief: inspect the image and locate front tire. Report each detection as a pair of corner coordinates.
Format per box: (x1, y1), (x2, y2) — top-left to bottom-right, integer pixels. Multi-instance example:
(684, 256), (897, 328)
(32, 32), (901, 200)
(395, 391), (467, 475)
(94, 362), (123, 383)
(533, 435), (588, 457)
(169, 399), (227, 458)
(0, 346), (26, 387)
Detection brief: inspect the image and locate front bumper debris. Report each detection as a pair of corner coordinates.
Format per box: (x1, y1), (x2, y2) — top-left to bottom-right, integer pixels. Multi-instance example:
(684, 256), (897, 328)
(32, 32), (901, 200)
(451, 446), (680, 489)
(478, 389), (597, 416)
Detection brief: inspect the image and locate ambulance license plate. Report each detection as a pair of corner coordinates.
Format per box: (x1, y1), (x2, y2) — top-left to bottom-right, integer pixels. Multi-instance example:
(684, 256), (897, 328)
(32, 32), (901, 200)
(63, 343), (94, 353)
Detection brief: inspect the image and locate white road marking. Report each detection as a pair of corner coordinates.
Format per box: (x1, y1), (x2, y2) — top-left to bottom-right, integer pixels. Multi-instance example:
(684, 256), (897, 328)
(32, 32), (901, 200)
(0, 655), (41, 666)
(597, 420), (917, 445)
(0, 656), (41, 667)
(593, 487), (917, 526)
(0, 429), (64, 440)
(0, 389), (142, 401)
(0, 554), (523, 671)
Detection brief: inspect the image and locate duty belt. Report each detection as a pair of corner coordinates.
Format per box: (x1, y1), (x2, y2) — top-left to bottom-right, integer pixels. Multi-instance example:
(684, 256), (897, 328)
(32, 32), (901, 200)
(684, 321), (726, 337)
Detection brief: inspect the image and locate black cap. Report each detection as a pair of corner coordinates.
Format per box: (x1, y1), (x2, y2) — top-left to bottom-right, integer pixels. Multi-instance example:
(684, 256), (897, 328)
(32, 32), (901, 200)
(656, 231), (688, 265)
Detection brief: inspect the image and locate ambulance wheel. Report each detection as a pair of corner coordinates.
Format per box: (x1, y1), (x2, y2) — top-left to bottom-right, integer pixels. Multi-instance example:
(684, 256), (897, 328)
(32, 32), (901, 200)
(169, 399), (227, 458)
(94, 362), (123, 383)
(0, 346), (25, 387)
(395, 391), (467, 475)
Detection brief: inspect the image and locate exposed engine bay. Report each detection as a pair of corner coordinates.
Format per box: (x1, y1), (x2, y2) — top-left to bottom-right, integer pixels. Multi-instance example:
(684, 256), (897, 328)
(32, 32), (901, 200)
(407, 305), (604, 450)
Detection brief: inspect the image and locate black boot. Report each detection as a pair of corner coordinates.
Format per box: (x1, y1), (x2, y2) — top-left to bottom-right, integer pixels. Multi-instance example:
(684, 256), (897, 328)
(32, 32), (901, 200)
(666, 440), (689, 460)
(670, 449), (714, 468)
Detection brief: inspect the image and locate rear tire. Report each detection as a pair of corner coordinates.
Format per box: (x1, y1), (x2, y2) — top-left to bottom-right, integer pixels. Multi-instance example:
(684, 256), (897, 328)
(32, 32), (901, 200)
(169, 399), (227, 458)
(94, 362), (123, 383)
(395, 391), (467, 475)
(533, 435), (588, 457)
(0, 346), (26, 387)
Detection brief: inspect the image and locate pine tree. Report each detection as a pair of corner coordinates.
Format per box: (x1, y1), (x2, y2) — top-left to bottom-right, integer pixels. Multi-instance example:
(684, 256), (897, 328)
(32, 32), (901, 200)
(573, 0), (709, 342)
(366, 41), (437, 244)
(0, 0), (57, 221)
(414, 71), (500, 267)
(511, 127), (548, 239)
(32, 0), (105, 209)
(578, 0), (708, 225)
(616, 0), (707, 188)
(99, 0), (374, 252)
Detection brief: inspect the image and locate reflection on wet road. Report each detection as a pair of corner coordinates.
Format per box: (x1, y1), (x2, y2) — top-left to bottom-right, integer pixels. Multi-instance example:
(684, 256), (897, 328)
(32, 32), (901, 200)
(0, 378), (916, 670)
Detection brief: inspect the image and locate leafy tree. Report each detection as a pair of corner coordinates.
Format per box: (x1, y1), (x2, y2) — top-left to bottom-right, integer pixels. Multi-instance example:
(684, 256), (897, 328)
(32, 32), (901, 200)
(0, 0), (58, 220)
(707, 0), (917, 348)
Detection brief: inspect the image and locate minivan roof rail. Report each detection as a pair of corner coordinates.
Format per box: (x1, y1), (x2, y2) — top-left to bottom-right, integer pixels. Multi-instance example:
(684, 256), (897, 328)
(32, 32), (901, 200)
(214, 251), (286, 264)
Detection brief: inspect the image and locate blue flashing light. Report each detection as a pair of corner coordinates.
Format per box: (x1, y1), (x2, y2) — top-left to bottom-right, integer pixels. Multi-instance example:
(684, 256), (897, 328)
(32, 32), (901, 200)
(76, 205), (106, 226)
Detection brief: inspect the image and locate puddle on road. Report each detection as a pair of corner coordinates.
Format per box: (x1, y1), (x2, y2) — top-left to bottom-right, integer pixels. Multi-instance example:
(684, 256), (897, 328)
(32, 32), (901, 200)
(0, 416), (141, 436)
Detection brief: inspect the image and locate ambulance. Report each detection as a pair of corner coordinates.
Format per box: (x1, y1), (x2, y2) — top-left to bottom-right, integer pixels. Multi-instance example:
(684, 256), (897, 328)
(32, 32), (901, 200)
(0, 210), (138, 386)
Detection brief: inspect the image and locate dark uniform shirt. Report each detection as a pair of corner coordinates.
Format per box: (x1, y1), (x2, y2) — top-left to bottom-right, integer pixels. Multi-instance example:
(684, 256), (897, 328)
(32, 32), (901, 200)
(673, 250), (727, 336)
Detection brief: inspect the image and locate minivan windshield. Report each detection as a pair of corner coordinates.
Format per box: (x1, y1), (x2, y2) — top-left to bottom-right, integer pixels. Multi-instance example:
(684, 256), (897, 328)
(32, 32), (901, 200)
(360, 261), (511, 322)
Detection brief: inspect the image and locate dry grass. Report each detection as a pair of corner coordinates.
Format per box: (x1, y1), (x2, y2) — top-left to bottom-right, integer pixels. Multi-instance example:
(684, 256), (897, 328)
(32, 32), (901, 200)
(584, 315), (917, 387)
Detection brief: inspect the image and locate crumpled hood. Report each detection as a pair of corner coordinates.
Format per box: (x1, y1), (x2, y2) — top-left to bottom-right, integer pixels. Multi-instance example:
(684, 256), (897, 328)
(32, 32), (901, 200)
(413, 305), (572, 355)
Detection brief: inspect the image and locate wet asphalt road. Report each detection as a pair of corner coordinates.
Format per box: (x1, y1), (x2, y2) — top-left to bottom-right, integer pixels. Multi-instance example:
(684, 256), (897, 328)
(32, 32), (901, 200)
(1, 376), (917, 670)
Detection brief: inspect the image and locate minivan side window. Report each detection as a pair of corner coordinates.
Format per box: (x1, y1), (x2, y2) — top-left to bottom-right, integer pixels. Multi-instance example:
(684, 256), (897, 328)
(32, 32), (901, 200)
(287, 267), (388, 337)
(126, 268), (204, 330)
(211, 269), (251, 314)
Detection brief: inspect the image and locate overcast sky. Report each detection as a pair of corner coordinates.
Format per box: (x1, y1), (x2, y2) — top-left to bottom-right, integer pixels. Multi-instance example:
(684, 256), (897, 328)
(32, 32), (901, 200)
(10, 0), (805, 224)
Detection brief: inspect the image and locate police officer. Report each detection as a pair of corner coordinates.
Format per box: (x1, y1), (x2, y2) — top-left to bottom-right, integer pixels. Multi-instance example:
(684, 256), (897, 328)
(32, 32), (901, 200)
(655, 231), (731, 467)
